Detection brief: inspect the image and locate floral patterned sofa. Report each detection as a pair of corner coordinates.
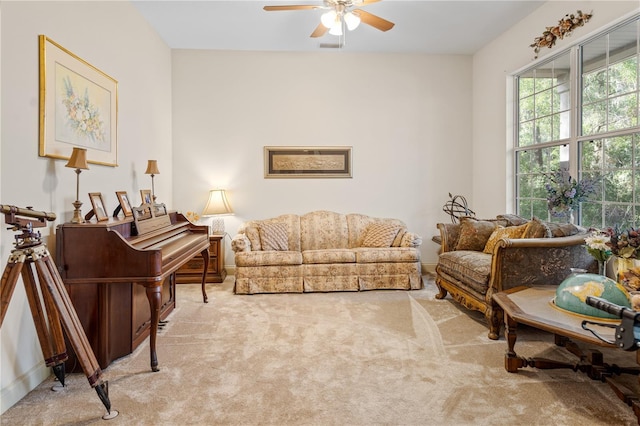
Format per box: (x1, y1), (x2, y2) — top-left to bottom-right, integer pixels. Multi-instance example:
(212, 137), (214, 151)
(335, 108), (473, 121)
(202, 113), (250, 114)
(231, 210), (423, 294)
(435, 214), (596, 340)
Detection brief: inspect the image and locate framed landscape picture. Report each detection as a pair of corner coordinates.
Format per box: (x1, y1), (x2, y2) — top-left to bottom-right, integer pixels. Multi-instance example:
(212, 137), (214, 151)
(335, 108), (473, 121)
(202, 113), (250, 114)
(38, 35), (118, 167)
(264, 146), (352, 178)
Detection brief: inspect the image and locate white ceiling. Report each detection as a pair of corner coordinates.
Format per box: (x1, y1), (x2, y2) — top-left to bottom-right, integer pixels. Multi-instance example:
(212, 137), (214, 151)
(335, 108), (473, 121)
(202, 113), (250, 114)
(131, 0), (546, 54)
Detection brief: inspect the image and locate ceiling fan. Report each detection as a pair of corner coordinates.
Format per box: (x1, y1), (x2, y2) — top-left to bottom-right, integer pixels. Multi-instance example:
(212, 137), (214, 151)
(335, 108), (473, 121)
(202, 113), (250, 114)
(263, 0), (395, 38)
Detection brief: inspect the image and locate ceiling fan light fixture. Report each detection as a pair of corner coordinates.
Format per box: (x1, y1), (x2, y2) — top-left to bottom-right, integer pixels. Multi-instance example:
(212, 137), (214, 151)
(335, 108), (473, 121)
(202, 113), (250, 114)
(344, 11), (360, 31)
(320, 10), (337, 28)
(328, 17), (343, 36)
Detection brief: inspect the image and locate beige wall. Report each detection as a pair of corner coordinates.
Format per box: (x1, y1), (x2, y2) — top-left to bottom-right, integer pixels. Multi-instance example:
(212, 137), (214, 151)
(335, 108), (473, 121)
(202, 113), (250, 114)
(0, 1), (172, 412)
(171, 50), (472, 269)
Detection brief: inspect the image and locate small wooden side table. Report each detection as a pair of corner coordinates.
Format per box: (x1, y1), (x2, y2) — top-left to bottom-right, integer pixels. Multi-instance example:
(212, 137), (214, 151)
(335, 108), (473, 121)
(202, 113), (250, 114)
(176, 234), (227, 284)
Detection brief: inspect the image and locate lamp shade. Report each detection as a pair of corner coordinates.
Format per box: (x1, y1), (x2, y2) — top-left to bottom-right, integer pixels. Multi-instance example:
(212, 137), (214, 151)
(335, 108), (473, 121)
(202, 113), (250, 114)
(344, 11), (361, 31)
(65, 147), (89, 170)
(145, 160), (160, 175)
(202, 189), (233, 216)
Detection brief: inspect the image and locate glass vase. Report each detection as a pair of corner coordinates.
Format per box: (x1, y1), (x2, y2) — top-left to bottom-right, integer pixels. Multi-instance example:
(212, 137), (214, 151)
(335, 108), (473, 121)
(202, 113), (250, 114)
(597, 259), (607, 276)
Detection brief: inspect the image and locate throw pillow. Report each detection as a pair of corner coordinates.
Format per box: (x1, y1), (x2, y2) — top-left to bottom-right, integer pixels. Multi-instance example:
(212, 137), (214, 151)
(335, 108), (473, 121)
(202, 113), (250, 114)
(391, 227), (407, 247)
(258, 222), (289, 251)
(545, 222), (581, 237)
(496, 214), (529, 227)
(483, 223), (529, 254)
(455, 218), (500, 251)
(361, 223), (402, 248)
(521, 217), (552, 239)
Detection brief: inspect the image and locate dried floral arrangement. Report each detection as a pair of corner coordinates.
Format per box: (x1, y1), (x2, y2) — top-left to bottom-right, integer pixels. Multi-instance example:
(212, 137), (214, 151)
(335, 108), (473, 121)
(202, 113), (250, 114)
(530, 10), (593, 59)
(544, 169), (600, 216)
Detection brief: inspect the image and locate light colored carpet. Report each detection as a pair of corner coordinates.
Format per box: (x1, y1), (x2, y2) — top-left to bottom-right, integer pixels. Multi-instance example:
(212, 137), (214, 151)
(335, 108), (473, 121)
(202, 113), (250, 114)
(1, 274), (639, 425)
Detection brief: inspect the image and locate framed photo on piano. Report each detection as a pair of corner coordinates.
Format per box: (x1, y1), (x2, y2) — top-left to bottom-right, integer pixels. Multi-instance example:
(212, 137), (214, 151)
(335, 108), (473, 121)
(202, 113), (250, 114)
(140, 189), (152, 205)
(115, 191), (133, 217)
(88, 192), (108, 221)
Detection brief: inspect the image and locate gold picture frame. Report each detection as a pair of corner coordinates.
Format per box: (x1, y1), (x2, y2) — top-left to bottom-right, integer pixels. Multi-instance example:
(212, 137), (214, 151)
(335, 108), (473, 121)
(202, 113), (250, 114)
(140, 189), (152, 205)
(264, 146), (352, 178)
(115, 191), (133, 217)
(88, 192), (108, 222)
(39, 35), (118, 167)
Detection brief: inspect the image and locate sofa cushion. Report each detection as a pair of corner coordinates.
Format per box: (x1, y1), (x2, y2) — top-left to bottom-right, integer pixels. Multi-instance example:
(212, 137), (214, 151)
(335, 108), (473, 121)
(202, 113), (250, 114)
(455, 217), (500, 251)
(483, 223), (529, 254)
(302, 249), (356, 264)
(354, 247), (421, 263)
(346, 214), (407, 248)
(300, 210), (349, 251)
(361, 223), (402, 247)
(259, 222), (289, 251)
(235, 251), (302, 267)
(438, 250), (492, 294)
(521, 217), (552, 238)
(244, 226), (262, 251)
(392, 228), (407, 247)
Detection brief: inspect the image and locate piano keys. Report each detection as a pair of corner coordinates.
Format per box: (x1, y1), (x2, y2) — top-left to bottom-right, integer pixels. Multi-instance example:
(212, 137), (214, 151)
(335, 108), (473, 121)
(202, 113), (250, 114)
(56, 208), (209, 372)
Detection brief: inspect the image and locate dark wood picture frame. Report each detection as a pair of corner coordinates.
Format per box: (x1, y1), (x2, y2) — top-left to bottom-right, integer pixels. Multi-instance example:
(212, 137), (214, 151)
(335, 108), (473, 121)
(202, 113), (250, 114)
(264, 146), (352, 178)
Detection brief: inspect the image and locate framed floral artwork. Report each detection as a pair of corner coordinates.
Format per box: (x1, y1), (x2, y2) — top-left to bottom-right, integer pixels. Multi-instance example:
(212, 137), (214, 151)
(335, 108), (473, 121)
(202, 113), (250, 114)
(38, 35), (118, 167)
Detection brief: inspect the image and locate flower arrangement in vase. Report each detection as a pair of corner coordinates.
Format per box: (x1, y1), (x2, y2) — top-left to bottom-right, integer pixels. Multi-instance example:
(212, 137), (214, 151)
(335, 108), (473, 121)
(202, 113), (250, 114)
(584, 230), (612, 276)
(545, 170), (600, 223)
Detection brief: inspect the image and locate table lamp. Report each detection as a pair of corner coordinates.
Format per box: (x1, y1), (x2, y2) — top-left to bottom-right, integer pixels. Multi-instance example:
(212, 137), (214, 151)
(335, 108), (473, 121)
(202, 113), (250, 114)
(202, 189), (233, 234)
(65, 147), (89, 223)
(145, 160), (160, 202)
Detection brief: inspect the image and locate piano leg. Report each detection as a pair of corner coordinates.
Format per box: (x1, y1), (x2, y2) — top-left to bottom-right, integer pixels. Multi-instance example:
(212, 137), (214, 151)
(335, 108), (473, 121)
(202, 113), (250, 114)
(145, 285), (162, 372)
(200, 248), (210, 303)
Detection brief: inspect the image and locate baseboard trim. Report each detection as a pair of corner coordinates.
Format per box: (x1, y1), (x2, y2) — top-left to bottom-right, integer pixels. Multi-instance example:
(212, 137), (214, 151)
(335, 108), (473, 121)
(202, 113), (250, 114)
(1, 362), (50, 414)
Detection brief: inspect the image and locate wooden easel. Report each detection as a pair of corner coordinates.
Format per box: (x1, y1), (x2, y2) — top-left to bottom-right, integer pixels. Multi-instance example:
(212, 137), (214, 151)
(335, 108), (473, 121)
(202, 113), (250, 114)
(0, 205), (117, 420)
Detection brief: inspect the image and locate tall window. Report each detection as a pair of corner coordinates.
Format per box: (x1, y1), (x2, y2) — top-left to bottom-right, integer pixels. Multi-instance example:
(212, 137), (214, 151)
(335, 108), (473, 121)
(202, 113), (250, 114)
(515, 16), (640, 228)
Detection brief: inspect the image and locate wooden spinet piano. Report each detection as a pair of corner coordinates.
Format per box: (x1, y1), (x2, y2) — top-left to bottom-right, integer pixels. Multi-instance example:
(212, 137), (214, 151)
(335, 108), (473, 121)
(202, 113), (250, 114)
(56, 205), (209, 372)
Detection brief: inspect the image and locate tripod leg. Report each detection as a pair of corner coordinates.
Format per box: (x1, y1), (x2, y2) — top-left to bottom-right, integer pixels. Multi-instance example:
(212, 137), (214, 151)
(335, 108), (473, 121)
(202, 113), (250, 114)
(33, 247), (117, 418)
(22, 259), (67, 387)
(0, 251), (26, 327)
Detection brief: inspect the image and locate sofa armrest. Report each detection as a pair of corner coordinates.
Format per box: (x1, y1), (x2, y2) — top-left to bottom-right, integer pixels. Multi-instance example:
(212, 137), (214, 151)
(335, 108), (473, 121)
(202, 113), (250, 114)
(436, 223), (460, 253)
(400, 232), (423, 248)
(489, 233), (595, 294)
(231, 234), (251, 253)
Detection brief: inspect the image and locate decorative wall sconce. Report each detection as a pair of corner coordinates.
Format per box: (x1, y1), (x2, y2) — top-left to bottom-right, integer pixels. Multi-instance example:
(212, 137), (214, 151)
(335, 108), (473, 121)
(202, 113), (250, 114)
(202, 189), (233, 234)
(65, 147), (89, 223)
(145, 160), (160, 202)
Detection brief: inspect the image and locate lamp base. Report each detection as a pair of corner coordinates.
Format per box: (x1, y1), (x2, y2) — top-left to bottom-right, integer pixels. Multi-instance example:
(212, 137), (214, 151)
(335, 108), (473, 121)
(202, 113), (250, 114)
(70, 200), (85, 224)
(210, 218), (225, 235)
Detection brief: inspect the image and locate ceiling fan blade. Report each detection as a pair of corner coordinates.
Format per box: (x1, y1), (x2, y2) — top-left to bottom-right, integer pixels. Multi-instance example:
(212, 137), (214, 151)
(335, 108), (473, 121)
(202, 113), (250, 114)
(310, 23), (329, 38)
(359, 0), (382, 4)
(354, 9), (395, 32)
(263, 5), (322, 11)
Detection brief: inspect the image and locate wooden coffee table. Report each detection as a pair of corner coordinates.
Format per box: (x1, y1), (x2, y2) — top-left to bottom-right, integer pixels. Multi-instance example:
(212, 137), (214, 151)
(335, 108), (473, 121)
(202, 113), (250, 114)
(493, 286), (640, 421)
